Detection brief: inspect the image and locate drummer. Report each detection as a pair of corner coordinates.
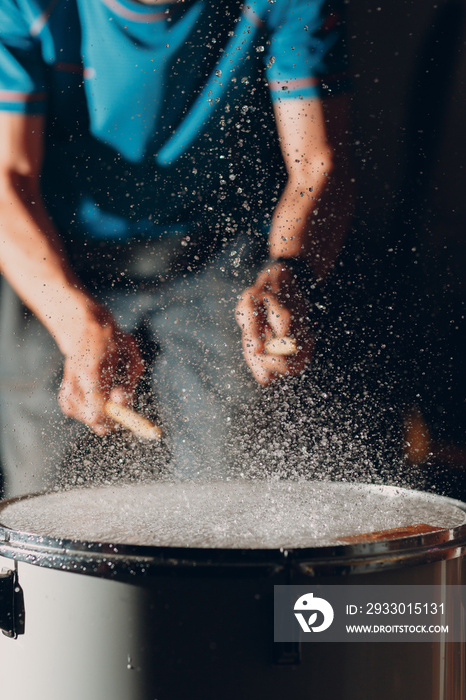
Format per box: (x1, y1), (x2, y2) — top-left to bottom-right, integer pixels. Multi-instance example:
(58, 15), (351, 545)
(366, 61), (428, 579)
(0, 0), (353, 496)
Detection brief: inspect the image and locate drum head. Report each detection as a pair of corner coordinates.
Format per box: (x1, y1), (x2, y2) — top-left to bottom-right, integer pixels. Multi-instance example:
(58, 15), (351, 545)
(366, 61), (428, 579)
(1, 480), (465, 550)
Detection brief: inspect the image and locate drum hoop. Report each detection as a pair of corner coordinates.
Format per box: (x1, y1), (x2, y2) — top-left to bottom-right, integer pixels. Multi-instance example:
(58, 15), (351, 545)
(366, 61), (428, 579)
(1, 486), (465, 580)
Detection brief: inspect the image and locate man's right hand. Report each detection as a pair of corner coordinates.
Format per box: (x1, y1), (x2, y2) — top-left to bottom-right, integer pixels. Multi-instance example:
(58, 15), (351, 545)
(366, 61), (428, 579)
(0, 112), (145, 436)
(58, 309), (145, 436)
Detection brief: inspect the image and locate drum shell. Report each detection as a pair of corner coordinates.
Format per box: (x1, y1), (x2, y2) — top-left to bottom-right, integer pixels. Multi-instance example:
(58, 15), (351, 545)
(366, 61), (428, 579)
(0, 490), (465, 700)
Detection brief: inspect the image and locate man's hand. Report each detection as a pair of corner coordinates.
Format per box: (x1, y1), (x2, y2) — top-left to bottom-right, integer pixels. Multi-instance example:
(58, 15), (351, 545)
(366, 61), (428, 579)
(237, 95), (353, 385)
(0, 113), (146, 437)
(58, 310), (145, 436)
(235, 261), (314, 385)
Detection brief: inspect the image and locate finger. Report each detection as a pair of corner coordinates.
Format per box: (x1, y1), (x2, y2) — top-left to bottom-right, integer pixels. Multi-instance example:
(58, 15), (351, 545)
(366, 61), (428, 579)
(76, 391), (110, 435)
(59, 371), (111, 436)
(242, 331), (296, 384)
(57, 375), (79, 418)
(77, 334), (139, 426)
(108, 385), (132, 407)
(264, 294), (292, 339)
(93, 338), (144, 428)
(236, 292), (266, 347)
(236, 291), (273, 384)
(245, 352), (304, 386)
(261, 332), (315, 380)
(241, 335), (270, 385)
(114, 352), (144, 405)
(236, 281), (310, 384)
(254, 263), (287, 293)
(262, 354), (310, 383)
(256, 354), (290, 378)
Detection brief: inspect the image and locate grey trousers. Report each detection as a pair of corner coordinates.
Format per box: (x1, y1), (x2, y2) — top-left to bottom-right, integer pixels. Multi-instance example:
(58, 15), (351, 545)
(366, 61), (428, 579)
(0, 238), (263, 497)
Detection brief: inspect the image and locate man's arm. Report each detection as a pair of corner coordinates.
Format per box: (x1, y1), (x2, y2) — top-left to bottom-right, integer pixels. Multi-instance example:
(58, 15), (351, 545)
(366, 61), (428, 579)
(269, 95), (353, 274)
(236, 95), (354, 384)
(0, 112), (144, 434)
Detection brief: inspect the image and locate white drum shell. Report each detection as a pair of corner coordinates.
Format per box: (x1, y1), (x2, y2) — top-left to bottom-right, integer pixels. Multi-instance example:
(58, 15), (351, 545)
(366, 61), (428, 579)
(0, 483), (465, 700)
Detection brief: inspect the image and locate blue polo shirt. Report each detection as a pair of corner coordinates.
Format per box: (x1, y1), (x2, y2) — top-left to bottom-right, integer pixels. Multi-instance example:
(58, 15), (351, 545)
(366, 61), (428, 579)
(0, 0), (349, 242)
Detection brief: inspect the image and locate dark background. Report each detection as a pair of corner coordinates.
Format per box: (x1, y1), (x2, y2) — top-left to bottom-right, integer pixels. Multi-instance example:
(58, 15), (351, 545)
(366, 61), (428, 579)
(0, 0), (464, 499)
(343, 0), (466, 494)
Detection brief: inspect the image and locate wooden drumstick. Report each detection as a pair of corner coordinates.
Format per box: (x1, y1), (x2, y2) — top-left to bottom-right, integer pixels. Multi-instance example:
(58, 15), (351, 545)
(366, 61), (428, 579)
(264, 337), (298, 356)
(105, 401), (162, 441)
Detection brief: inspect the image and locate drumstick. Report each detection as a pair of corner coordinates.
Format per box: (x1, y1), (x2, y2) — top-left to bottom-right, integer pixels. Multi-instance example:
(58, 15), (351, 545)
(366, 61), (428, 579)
(264, 337), (298, 356)
(105, 401), (162, 441)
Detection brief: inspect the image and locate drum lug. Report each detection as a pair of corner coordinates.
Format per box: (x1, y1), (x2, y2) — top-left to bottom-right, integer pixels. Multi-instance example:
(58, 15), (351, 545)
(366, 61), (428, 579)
(0, 568), (25, 639)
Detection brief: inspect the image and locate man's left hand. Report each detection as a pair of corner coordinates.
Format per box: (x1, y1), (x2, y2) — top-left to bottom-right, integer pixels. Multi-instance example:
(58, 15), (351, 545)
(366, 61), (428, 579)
(235, 261), (314, 385)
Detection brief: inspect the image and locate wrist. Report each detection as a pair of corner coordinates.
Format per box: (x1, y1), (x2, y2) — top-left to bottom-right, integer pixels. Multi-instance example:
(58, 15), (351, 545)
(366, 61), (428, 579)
(265, 256), (315, 287)
(263, 256), (324, 318)
(52, 294), (113, 357)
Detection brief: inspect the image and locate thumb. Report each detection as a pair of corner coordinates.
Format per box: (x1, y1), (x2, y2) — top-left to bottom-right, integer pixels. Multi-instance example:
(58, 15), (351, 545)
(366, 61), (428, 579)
(108, 385), (134, 408)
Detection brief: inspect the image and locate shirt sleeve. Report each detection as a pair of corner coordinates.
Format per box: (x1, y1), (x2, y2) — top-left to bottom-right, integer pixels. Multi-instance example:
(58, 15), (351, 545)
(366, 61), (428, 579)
(264, 0), (350, 102)
(0, 0), (47, 113)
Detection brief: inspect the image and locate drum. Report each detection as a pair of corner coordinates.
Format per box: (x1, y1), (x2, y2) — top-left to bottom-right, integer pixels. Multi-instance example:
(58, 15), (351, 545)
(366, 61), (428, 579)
(0, 480), (465, 700)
